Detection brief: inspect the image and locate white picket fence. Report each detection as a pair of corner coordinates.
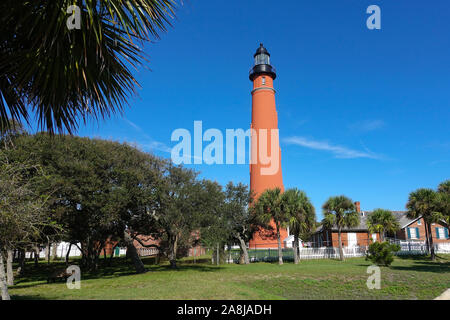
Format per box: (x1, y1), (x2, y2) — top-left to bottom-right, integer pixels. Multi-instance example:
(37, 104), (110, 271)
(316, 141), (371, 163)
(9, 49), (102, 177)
(137, 247), (159, 257)
(394, 241), (450, 255)
(297, 246), (367, 260)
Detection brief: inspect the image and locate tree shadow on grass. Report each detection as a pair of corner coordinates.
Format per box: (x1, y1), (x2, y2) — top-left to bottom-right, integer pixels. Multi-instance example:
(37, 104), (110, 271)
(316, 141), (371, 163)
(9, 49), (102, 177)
(12, 257), (223, 290)
(11, 294), (50, 300)
(390, 256), (450, 274)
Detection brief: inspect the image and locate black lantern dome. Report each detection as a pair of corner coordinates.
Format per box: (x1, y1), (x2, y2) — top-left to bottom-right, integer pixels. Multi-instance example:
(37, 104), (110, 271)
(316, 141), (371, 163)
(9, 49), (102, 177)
(249, 43), (277, 81)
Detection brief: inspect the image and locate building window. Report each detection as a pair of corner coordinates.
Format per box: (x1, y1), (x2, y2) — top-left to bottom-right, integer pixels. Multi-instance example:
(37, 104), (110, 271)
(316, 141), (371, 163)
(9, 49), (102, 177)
(262, 76), (266, 85)
(408, 227), (419, 239)
(417, 219), (421, 225)
(436, 227), (449, 239)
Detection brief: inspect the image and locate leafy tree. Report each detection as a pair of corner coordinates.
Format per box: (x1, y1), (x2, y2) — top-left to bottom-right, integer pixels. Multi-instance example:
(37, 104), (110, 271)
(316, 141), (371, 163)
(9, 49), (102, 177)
(437, 180), (450, 229)
(282, 189), (316, 264)
(252, 188), (288, 265)
(3, 133), (164, 272)
(142, 165), (222, 269)
(406, 188), (442, 261)
(322, 195), (360, 261)
(366, 209), (400, 241)
(366, 242), (400, 267)
(221, 182), (257, 265)
(0, 159), (51, 300)
(0, 0), (177, 133)
(194, 180), (226, 265)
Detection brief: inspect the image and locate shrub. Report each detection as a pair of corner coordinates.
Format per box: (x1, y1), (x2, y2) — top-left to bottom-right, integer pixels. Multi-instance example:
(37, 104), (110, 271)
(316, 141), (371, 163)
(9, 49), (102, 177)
(365, 242), (400, 266)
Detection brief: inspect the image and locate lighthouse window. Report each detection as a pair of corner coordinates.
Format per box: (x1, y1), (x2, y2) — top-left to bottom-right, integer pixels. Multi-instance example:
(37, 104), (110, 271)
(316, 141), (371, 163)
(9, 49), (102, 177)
(262, 77), (266, 85)
(255, 53), (270, 65)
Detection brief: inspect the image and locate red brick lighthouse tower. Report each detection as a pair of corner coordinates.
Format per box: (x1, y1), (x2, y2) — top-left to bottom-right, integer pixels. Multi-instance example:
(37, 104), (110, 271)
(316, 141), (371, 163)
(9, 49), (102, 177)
(248, 44), (288, 249)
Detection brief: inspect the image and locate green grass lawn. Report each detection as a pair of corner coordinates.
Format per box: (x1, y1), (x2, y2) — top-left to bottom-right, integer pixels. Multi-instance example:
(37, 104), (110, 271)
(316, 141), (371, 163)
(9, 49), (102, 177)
(8, 254), (450, 300)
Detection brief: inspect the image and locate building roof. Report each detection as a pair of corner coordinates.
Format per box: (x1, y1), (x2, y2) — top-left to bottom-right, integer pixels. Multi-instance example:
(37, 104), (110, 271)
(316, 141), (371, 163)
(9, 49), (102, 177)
(315, 210), (413, 233)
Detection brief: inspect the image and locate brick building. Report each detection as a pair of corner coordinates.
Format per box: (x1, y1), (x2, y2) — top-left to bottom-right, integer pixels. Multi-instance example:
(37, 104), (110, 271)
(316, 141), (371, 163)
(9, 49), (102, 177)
(392, 211), (449, 243)
(311, 202), (450, 248)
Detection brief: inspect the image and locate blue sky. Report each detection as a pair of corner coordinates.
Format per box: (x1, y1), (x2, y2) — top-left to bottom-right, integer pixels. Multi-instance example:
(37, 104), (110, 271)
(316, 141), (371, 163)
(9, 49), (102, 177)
(78, 0), (450, 219)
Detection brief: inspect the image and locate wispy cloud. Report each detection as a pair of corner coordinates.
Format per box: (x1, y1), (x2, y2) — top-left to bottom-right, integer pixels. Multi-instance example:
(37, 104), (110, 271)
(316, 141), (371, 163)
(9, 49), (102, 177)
(123, 118), (171, 153)
(350, 119), (385, 132)
(283, 136), (381, 159)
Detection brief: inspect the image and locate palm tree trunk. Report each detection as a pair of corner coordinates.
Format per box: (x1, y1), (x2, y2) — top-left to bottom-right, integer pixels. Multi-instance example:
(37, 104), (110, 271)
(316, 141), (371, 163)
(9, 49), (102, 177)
(338, 229), (344, 261)
(427, 223), (435, 261)
(0, 249), (11, 300)
(276, 223), (283, 265)
(293, 234), (299, 264)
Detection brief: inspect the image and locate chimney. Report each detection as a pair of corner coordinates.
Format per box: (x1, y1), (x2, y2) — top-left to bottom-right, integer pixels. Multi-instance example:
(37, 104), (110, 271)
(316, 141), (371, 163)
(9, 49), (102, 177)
(354, 201), (361, 214)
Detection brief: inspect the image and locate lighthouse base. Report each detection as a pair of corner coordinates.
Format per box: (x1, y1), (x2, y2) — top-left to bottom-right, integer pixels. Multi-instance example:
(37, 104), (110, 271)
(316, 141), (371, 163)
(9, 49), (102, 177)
(249, 221), (289, 249)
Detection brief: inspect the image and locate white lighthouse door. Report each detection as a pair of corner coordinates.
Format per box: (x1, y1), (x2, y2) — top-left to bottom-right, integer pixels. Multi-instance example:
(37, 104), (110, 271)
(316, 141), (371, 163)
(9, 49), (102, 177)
(347, 233), (357, 248)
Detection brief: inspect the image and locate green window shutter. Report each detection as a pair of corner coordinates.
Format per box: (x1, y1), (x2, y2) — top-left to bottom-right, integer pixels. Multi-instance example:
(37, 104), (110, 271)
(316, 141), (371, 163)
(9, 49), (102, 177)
(407, 228), (411, 239)
(445, 228), (449, 239)
(435, 227), (440, 239)
(416, 227), (420, 239)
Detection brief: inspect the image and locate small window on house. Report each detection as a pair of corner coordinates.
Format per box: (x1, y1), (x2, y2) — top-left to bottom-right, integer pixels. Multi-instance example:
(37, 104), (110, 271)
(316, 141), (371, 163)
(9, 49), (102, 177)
(408, 227), (419, 239)
(417, 220), (421, 225)
(262, 76), (266, 85)
(436, 227), (448, 239)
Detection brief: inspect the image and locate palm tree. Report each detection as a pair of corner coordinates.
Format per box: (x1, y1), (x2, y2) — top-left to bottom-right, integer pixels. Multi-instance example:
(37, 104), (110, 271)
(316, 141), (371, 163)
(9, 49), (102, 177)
(253, 188), (288, 265)
(322, 196), (360, 261)
(437, 180), (450, 194)
(406, 188), (441, 261)
(366, 209), (400, 241)
(437, 180), (450, 230)
(1, 1), (177, 133)
(282, 189), (316, 264)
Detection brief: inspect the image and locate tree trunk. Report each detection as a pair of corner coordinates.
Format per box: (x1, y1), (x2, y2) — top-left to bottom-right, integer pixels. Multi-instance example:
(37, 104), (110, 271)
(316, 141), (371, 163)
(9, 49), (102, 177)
(123, 231), (146, 274)
(216, 243), (220, 266)
(0, 250), (11, 300)
(424, 224), (430, 255)
(293, 234), (299, 264)
(427, 223), (435, 261)
(6, 250), (14, 286)
(46, 241), (51, 264)
(65, 243), (72, 265)
(108, 245), (116, 266)
(18, 249), (25, 275)
(34, 245), (40, 266)
(338, 229), (344, 261)
(51, 242), (58, 260)
(237, 235), (249, 264)
(276, 223), (283, 265)
(169, 234), (178, 269)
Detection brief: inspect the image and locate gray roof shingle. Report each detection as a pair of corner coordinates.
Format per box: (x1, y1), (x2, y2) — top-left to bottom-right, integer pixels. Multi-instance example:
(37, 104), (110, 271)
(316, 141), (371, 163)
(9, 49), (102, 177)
(315, 210), (414, 233)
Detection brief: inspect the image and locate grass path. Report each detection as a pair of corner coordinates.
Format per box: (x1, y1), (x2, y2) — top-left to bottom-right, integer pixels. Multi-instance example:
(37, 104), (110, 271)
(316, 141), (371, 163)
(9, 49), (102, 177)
(9, 254), (450, 300)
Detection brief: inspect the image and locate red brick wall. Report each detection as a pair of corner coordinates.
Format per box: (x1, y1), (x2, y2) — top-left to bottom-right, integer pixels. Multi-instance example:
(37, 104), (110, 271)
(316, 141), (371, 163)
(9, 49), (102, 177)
(313, 230), (381, 247)
(398, 218), (450, 243)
